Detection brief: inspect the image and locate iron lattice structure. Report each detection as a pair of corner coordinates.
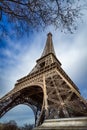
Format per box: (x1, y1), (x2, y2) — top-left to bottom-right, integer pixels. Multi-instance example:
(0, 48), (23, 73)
(0, 33), (87, 126)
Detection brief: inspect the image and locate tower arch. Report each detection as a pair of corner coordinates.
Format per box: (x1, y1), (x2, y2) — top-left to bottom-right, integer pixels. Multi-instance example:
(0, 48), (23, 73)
(0, 85), (44, 126)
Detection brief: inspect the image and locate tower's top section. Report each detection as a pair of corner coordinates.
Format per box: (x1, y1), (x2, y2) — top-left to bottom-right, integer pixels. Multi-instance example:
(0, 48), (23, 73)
(41, 32), (56, 57)
(30, 32), (61, 74)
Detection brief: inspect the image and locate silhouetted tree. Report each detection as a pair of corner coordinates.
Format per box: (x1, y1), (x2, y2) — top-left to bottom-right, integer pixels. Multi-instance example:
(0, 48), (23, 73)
(0, 0), (86, 37)
(20, 124), (34, 130)
(0, 123), (3, 130)
(0, 121), (34, 130)
(0, 120), (20, 130)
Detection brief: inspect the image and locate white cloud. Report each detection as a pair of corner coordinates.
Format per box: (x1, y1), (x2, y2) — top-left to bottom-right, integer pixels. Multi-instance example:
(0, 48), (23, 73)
(0, 32), (46, 97)
(53, 25), (87, 98)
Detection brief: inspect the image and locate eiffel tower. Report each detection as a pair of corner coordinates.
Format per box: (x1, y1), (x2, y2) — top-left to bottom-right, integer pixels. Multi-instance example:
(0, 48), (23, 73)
(0, 33), (87, 127)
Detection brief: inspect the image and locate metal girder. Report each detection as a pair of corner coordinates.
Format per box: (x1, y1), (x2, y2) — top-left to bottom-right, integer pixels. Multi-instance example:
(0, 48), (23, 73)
(0, 33), (87, 127)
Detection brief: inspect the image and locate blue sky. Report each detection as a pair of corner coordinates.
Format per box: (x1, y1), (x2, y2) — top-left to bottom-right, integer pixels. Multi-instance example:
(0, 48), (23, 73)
(0, 6), (87, 126)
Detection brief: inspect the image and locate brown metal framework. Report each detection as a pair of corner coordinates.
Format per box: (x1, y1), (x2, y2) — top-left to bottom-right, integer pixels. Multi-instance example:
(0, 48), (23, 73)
(0, 33), (87, 126)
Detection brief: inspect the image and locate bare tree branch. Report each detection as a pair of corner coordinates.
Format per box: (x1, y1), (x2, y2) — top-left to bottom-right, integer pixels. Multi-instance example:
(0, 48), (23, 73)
(0, 0), (86, 37)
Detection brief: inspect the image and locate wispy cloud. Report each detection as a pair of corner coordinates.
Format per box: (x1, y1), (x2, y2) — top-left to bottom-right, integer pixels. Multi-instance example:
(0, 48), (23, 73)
(0, 32), (46, 97)
(52, 24), (87, 98)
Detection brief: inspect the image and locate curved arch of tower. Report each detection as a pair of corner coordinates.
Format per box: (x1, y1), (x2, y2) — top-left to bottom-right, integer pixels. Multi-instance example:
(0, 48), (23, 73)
(0, 33), (87, 126)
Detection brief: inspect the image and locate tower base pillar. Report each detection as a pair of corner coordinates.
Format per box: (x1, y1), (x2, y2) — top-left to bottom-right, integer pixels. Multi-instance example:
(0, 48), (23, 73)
(34, 117), (87, 130)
